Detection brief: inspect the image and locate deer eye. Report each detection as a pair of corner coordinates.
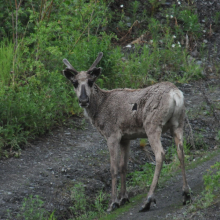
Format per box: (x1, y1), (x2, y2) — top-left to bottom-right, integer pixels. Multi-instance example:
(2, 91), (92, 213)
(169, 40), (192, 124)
(88, 79), (94, 87)
(72, 80), (78, 88)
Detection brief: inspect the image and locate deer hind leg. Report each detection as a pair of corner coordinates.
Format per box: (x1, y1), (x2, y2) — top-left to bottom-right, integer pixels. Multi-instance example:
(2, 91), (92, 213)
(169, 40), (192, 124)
(119, 139), (130, 206)
(107, 135), (120, 212)
(173, 127), (191, 205)
(140, 127), (165, 212)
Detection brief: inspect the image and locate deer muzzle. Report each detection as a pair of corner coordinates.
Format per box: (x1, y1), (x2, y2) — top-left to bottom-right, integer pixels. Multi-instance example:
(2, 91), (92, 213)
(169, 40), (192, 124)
(79, 85), (89, 107)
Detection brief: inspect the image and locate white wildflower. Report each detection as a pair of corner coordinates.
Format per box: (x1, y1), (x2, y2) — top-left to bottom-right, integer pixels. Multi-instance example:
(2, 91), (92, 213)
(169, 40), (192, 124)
(120, 4), (123, 8)
(178, 41), (180, 44)
(173, 35), (176, 38)
(170, 15), (173, 18)
(172, 44), (175, 48)
(178, 1), (181, 5)
(150, 40), (153, 43)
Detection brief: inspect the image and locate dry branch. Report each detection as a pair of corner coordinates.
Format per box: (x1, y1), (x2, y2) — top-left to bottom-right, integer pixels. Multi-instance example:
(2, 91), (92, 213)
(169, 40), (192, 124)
(119, 20), (139, 42)
(185, 114), (196, 150)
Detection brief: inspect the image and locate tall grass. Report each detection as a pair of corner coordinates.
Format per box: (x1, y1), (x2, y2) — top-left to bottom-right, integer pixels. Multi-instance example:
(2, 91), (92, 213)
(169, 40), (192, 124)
(0, 39), (13, 85)
(0, 0), (206, 155)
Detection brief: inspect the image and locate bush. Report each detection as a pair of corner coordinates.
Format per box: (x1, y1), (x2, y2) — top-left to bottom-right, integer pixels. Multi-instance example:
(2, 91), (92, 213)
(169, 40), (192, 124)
(0, 70), (80, 151)
(0, 0), (205, 153)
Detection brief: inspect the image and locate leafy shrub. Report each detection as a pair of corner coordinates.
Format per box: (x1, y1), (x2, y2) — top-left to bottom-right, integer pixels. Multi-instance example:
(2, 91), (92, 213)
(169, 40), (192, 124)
(0, 0), (118, 152)
(70, 183), (107, 220)
(0, 39), (14, 85)
(0, 70), (80, 151)
(0, 0), (205, 153)
(178, 9), (201, 38)
(188, 161), (220, 212)
(128, 163), (155, 187)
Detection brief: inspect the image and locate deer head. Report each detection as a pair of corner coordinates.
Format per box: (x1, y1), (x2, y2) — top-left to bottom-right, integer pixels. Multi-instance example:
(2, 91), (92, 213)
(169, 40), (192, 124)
(63, 52), (103, 108)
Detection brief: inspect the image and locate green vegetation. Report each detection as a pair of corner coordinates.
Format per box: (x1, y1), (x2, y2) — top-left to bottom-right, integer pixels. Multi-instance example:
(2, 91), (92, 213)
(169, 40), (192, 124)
(181, 160), (220, 218)
(7, 195), (55, 220)
(0, 0), (205, 154)
(202, 162), (220, 206)
(69, 183), (108, 220)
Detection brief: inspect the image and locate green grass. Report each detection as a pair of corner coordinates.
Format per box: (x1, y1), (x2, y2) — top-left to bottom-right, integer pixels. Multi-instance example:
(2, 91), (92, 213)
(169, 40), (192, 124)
(0, 39), (14, 85)
(0, 0), (209, 153)
(100, 194), (146, 220)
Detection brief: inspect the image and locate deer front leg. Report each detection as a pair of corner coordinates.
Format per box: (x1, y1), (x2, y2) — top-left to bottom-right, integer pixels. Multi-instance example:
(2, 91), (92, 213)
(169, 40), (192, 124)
(119, 140), (130, 206)
(107, 135), (120, 212)
(140, 129), (165, 212)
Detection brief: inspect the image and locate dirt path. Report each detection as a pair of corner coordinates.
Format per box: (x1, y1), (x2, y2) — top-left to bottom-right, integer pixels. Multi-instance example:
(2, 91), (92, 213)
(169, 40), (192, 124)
(117, 153), (220, 220)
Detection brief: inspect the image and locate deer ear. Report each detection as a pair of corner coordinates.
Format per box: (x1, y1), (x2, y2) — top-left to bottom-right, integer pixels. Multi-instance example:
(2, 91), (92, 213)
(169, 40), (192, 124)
(87, 67), (102, 80)
(63, 68), (78, 81)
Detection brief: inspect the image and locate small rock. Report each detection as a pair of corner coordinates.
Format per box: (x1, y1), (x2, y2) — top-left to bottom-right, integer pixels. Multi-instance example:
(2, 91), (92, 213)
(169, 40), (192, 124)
(191, 49), (199, 57)
(196, 60), (202, 66)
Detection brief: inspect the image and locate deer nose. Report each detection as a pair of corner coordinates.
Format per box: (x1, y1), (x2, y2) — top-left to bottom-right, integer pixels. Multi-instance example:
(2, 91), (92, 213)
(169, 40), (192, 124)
(79, 97), (89, 106)
(79, 85), (89, 106)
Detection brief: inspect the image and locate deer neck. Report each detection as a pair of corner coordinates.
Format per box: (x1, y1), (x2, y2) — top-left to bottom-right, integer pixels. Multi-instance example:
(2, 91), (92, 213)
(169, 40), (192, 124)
(84, 83), (108, 121)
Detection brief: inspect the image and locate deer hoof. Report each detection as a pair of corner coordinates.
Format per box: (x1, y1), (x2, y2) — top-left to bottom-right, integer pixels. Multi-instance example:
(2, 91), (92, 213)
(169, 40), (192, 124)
(107, 202), (119, 212)
(119, 198), (130, 206)
(139, 196), (156, 212)
(182, 191), (192, 205)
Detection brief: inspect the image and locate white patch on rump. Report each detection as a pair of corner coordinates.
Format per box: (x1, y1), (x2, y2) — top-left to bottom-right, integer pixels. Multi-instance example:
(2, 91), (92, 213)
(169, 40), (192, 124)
(167, 89), (184, 127)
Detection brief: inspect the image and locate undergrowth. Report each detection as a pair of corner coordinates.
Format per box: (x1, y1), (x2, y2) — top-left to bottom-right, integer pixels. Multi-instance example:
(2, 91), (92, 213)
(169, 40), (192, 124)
(7, 195), (55, 220)
(187, 161), (220, 212)
(0, 0), (207, 153)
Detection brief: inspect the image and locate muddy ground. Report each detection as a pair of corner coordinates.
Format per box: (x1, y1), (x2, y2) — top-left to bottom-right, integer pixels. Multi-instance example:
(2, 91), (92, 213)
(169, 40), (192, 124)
(1, 0), (220, 219)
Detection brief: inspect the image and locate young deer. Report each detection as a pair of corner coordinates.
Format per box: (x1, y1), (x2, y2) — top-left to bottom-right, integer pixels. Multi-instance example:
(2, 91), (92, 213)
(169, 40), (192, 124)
(62, 52), (191, 212)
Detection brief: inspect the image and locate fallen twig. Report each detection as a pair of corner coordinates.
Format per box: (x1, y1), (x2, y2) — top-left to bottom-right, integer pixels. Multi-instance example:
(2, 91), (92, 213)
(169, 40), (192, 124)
(200, 82), (219, 127)
(185, 114), (196, 150)
(119, 20), (139, 42)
